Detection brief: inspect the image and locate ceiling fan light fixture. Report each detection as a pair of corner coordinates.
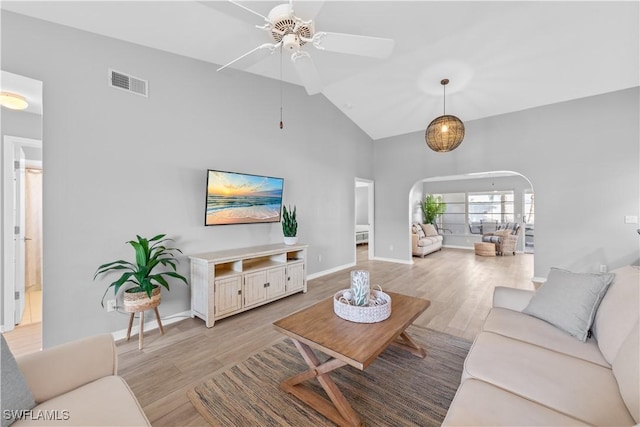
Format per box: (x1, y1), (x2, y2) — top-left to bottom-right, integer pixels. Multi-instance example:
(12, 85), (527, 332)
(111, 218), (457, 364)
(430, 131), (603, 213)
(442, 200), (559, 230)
(282, 33), (300, 51)
(218, 1), (395, 96)
(0, 92), (29, 110)
(425, 79), (464, 152)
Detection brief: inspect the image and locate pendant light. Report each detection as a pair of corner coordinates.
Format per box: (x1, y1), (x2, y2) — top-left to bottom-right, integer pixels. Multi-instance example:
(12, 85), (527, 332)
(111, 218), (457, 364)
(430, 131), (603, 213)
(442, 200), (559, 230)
(425, 79), (464, 152)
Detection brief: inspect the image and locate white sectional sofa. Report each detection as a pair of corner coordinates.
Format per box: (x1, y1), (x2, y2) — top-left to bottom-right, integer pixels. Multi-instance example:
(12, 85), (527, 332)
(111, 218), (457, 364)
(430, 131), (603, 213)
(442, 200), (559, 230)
(443, 265), (639, 426)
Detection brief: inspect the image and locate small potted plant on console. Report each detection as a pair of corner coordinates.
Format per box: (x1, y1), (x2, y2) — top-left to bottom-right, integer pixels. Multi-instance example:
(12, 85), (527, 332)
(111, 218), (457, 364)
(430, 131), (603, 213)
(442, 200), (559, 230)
(282, 205), (298, 245)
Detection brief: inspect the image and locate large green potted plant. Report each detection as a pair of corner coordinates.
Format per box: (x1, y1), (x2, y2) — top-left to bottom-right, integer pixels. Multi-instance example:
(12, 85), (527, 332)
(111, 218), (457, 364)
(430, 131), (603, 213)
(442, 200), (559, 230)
(282, 205), (298, 245)
(421, 194), (447, 225)
(94, 234), (188, 312)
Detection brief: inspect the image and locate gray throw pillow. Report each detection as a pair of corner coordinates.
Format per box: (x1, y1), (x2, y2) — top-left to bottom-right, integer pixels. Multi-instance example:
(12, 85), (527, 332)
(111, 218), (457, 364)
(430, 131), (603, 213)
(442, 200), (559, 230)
(1, 334), (36, 427)
(523, 268), (615, 342)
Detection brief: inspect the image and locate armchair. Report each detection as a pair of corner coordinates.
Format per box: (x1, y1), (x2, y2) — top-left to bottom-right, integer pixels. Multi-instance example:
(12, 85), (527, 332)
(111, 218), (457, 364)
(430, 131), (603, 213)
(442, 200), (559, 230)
(481, 222), (522, 255)
(6, 334), (150, 426)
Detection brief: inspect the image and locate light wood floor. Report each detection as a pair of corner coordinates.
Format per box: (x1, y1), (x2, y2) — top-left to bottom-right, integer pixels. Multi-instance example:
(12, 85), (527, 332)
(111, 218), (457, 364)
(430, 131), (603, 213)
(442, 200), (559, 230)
(2, 247), (534, 425)
(113, 247), (534, 426)
(3, 288), (43, 355)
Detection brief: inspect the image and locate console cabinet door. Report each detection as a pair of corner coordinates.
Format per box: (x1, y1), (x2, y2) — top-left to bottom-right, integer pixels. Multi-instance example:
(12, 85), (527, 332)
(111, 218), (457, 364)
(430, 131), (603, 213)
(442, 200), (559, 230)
(286, 262), (305, 292)
(267, 266), (286, 299)
(214, 276), (242, 317)
(243, 271), (267, 308)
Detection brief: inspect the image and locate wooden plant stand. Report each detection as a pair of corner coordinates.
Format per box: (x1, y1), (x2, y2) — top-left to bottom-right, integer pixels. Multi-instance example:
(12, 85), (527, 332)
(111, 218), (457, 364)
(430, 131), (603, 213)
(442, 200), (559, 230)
(126, 307), (164, 350)
(123, 287), (164, 350)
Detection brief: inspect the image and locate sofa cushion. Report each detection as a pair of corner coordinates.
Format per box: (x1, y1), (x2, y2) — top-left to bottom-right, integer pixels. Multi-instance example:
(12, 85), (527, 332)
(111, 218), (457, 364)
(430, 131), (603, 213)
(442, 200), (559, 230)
(612, 324), (639, 423)
(11, 376), (150, 427)
(482, 308), (609, 367)
(412, 223), (426, 238)
(442, 379), (589, 426)
(463, 331), (635, 426)
(416, 235), (443, 247)
(482, 235), (502, 244)
(1, 335), (36, 427)
(592, 265), (640, 364)
(420, 223), (438, 236)
(523, 267), (614, 341)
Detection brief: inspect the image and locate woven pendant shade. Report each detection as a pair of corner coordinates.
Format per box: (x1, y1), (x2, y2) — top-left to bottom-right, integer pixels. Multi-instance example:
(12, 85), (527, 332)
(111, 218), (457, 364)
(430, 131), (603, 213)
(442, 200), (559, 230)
(425, 78), (465, 152)
(425, 115), (465, 152)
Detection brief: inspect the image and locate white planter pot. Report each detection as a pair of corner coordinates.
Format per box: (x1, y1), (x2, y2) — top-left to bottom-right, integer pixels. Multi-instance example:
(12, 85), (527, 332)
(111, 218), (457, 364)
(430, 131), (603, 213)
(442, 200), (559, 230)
(283, 236), (299, 245)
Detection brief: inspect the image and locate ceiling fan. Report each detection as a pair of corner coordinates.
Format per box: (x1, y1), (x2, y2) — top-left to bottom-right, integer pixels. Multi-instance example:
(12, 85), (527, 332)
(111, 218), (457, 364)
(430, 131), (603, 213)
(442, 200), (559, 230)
(216, 0), (395, 95)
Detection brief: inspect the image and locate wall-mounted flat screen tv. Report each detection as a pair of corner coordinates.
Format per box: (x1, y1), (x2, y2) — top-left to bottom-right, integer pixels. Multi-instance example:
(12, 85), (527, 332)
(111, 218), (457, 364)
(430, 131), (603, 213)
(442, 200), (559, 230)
(205, 170), (284, 226)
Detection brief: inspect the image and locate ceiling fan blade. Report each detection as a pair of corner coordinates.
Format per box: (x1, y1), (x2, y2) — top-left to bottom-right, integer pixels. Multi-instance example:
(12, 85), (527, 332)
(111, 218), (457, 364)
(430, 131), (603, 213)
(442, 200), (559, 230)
(197, 1), (267, 25)
(291, 52), (322, 95)
(217, 43), (280, 72)
(311, 32), (395, 59)
(228, 0), (268, 21)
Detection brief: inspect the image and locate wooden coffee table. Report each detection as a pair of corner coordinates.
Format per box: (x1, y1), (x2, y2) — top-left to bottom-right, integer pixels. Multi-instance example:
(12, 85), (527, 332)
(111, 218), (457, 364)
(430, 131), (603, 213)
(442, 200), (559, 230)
(273, 291), (431, 427)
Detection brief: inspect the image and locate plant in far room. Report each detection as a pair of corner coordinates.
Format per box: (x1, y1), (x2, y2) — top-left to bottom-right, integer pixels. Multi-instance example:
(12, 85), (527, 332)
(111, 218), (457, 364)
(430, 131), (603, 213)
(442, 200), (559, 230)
(282, 205), (298, 245)
(94, 234), (188, 310)
(421, 194), (447, 225)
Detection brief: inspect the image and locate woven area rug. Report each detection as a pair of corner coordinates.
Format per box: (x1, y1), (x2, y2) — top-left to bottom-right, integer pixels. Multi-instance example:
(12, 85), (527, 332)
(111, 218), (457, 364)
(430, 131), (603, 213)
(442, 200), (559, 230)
(187, 326), (471, 426)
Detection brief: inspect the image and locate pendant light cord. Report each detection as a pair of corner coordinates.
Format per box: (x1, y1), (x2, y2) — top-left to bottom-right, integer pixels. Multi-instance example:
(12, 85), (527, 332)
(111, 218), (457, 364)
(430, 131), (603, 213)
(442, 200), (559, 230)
(279, 44), (284, 130)
(443, 83), (446, 116)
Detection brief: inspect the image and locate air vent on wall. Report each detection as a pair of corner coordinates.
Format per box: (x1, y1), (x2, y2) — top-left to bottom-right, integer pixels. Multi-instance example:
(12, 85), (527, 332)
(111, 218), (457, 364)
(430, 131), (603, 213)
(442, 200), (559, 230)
(108, 69), (148, 97)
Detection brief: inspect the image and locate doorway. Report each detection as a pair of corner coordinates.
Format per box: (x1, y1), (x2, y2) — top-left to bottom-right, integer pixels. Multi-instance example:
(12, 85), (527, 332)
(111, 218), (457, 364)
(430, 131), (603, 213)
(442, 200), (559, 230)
(354, 178), (374, 263)
(2, 136), (43, 335)
(22, 166), (43, 325)
(1, 70), (43, 355)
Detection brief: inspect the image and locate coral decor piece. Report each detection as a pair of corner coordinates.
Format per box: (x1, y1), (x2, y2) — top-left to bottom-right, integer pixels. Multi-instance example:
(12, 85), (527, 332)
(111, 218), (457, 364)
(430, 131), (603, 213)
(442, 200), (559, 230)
(350, 270), (370, 306)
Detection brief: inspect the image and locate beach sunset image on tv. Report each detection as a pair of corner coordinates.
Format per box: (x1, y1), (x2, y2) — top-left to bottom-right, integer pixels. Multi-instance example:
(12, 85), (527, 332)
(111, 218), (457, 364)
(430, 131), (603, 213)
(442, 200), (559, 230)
(205, 170), (284, 225)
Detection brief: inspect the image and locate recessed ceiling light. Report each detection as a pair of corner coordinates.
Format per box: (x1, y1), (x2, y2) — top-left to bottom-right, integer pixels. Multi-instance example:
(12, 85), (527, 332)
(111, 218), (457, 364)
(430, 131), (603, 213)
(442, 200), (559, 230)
(0, 92), (29, 110)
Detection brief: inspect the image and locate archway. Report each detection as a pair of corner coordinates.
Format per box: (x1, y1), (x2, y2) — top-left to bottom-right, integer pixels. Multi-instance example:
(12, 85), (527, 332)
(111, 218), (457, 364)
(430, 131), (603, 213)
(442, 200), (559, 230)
(409, 170), (534, 257)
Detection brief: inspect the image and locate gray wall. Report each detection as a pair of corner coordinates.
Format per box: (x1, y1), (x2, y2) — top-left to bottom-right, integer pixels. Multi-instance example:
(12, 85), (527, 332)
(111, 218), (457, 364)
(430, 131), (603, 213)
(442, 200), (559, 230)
(374, 87), (640, 278)
(1, 109), (42, 141)
(1, 11), (374, 346)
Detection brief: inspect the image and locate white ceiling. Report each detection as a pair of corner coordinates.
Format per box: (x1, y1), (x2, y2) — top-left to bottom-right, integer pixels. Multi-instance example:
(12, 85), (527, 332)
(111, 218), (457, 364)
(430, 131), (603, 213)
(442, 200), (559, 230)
(2, 1), (638, 140)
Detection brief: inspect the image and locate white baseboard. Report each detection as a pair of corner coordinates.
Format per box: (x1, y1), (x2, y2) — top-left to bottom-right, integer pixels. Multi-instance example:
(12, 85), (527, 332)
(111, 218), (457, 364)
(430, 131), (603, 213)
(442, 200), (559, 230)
(532, 276), (547, 284)
(111, 310), (192, 341)
(372, 256), (413, 265)
(443, 245), (474, 250)
(308, 262), (356, 280)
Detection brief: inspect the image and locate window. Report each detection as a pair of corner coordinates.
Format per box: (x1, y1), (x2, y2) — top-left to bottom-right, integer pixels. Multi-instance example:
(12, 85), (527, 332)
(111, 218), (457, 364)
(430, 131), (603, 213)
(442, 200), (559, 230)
(435, 193), (465, 234)
(431, 190), (516, 235)
(468, 192), (514, 228)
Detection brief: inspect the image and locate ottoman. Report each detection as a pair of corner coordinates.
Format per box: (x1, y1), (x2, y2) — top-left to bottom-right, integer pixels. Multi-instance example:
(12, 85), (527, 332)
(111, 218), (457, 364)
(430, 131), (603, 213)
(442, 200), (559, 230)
(474, 242), (496, 257)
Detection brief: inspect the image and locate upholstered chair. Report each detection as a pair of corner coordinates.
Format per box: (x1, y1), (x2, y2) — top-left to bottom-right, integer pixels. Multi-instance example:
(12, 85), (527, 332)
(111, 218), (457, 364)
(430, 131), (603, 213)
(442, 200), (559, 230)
(481, 222), (522, 255)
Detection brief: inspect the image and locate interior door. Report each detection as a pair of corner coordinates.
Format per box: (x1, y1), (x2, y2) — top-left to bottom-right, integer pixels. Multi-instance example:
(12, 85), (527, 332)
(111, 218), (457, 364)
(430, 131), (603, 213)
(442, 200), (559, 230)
(25, 168), (43, 292)
(13, 146), (27, 325)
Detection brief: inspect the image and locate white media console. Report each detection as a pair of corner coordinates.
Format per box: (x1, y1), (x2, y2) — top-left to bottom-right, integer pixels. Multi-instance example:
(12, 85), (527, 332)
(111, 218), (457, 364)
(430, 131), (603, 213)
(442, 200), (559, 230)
(189, 243), (308, 327)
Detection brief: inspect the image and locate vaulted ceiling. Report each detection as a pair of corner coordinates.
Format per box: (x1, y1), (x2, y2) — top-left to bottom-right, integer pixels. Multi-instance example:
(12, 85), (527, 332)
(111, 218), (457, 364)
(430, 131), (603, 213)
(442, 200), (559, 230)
(3, 1), (638, 140)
